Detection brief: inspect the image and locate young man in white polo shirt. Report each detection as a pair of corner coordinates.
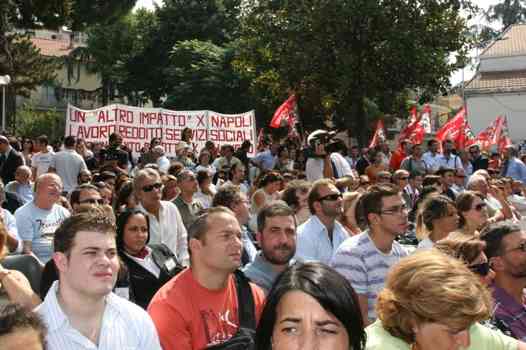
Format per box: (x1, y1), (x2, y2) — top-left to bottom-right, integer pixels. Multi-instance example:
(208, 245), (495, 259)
(36, 209), (161, 350)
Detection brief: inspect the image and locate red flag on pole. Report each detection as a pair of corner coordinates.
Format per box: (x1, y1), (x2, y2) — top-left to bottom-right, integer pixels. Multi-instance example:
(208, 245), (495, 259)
(369, 120), (386, 148)
(270, 95), (298, 128)
(399, 118), (425, 145)
(435, 107), (467, 149)
(409, 106), (418, 123)
(474, 115), (509, 153)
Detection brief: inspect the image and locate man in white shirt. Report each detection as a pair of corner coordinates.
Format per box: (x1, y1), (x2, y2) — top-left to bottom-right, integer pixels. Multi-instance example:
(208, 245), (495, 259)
(295, 178), (348, 264)
(49, 136), (87, 194)
(134, 168), (189, 265)
(31, 135), (55, 180)
(36, 209), (162, 350)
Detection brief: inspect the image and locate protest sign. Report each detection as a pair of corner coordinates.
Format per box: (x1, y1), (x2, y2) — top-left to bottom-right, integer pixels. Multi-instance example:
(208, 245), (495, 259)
(66, 104), (257, 157)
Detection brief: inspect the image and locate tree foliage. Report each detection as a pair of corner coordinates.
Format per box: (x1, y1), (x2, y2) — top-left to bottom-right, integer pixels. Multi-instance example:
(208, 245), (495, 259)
(163, 40), (252, 113)
(486, 0), (526, 29)
(235, 0), (474, 144)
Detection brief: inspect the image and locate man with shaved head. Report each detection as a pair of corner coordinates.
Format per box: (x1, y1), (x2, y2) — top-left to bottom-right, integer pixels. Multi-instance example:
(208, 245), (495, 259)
(15, 173), (70, 264)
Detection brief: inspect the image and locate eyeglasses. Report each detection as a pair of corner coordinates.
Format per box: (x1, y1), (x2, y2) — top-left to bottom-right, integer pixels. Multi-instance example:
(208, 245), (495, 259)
(318, 193), (342, 202)
(380, 204), (408, 216)
(472, 203), (487, 211)
(142, 182), (163, 192)
(79, 198), (104, 205)
(504, 242), (526, 254)
(469, 262), (490, 276)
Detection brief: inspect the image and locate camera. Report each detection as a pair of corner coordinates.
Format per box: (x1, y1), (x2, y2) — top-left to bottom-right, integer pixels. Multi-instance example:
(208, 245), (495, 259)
(306, 129), (340, 157)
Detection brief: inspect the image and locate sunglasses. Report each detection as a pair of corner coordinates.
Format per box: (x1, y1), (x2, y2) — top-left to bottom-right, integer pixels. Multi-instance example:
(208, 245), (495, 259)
(142, 182), (163, 192)
(79, 198), (104, 205)
(472, 203), (487, 211)
(399, 177), (409, 180)
(318, 193), (342, 202)
(469, 262), (490, 277)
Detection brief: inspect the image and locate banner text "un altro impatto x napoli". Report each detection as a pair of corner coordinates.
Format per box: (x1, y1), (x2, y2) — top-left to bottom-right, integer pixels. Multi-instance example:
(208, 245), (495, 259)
(66, 104), (257, 157)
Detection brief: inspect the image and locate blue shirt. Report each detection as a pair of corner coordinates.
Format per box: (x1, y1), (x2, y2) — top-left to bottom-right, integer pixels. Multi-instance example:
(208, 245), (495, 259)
(253, 150), (277, 171)
(15, 202), (70, 263)
(504, 157), (526, 184)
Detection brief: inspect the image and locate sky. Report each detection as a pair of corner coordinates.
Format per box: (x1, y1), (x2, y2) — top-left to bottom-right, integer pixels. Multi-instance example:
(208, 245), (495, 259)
(133, 0), (503, 86)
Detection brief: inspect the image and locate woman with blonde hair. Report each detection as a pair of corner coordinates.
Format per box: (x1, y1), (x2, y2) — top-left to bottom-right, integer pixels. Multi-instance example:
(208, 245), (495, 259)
(341, 191), (363, 235)
(415, 195), (459, 250)
(366, 250), (525, 349)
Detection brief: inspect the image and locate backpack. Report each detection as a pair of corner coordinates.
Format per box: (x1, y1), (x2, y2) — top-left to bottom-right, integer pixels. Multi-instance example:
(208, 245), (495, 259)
(205, 270), (256, 350)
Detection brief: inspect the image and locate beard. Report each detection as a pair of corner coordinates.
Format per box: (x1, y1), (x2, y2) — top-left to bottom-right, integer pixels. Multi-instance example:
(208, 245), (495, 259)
(263, 244), (295, 265)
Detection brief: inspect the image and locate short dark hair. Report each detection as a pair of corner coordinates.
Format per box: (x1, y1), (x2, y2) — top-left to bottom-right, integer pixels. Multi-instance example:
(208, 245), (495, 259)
(187, 206), (234, 243)
(70, 184), (100, 207)
(54, 208), (116, 256)
(281, 180), (311, 210)
(480, 222), (522, 259)
(418, 195), (455, 232)
(109, 133), (121, 144)
(36, 135), (49, 146)
(64, 136), (76, 148)
(308, 178), (335, 214)
(195, 170), (210, 186)
(361, 183), (400, 225)
(212, 185), (243, 210)
(0, 304), (47, 346)
(257, 201), (295, 233)
(255, 262), (366, 350)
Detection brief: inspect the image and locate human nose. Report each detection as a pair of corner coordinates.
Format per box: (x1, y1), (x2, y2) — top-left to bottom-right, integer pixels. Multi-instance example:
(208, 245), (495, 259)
(299, 329), (321, 350)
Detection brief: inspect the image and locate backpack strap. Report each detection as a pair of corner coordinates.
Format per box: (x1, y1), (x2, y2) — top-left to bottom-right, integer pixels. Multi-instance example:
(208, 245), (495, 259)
(233, 270), (256, 329)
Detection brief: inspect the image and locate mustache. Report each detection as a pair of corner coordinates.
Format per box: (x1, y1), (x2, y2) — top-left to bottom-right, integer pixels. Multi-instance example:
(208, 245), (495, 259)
(274, 244), (293, 251)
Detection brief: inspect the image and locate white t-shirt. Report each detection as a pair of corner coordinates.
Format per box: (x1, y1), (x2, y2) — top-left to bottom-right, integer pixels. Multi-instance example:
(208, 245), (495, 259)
(49, 149), (87, 193)
(32, 151), (55, 177)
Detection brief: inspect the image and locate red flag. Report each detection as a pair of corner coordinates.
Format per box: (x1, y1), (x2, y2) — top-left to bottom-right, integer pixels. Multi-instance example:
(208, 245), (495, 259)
(409, 106), (418, 123)
(474, 115), (510, 153)
(436, 107), (467, 149)
(369, 120), (386, 148)
(399, 119), (425, 145)
(270, 95), (297, 128)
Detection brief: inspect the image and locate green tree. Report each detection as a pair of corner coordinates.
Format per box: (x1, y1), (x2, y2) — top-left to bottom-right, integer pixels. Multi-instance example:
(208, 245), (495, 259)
(486, 0), (526, 29)
(236, 0), (474, 144)
(0, 0), (138, 127)
(163, 39), (252, 113)
(15, 103), (64, 140)
(132, 0), (243, 106)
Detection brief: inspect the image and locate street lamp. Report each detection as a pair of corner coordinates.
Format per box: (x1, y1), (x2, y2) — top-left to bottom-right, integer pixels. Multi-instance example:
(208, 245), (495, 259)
(0, 75), (11, 131)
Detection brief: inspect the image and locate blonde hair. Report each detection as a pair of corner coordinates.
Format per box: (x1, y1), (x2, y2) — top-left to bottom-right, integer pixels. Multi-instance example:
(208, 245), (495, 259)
(376, 250), (492, 344)
(434, 236), (486, 265)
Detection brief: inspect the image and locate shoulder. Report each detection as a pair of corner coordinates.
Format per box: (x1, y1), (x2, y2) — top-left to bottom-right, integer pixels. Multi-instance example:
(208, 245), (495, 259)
(365, 321), (410, 350)
(14, 201), (33, 217)
(469, 322), (518, 349)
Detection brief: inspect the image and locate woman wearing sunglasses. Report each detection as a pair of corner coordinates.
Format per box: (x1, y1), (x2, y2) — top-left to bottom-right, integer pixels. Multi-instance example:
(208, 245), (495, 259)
(452, 191), (489, 238)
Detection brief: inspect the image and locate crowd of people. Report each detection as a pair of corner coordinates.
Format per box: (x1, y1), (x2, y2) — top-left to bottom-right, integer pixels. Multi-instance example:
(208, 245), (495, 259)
(1, 128), (526, 349)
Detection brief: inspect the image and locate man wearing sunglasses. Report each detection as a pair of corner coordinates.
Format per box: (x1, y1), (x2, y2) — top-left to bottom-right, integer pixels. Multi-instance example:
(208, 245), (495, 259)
(481, 222), (526, 341)
(134, 168), (189, 266)
(295, 178), (348, 265)
(331, 183), (408, 326)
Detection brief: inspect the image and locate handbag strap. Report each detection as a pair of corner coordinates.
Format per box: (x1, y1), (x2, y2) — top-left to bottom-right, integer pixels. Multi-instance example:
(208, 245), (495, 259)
(233, 270), (256, 329)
